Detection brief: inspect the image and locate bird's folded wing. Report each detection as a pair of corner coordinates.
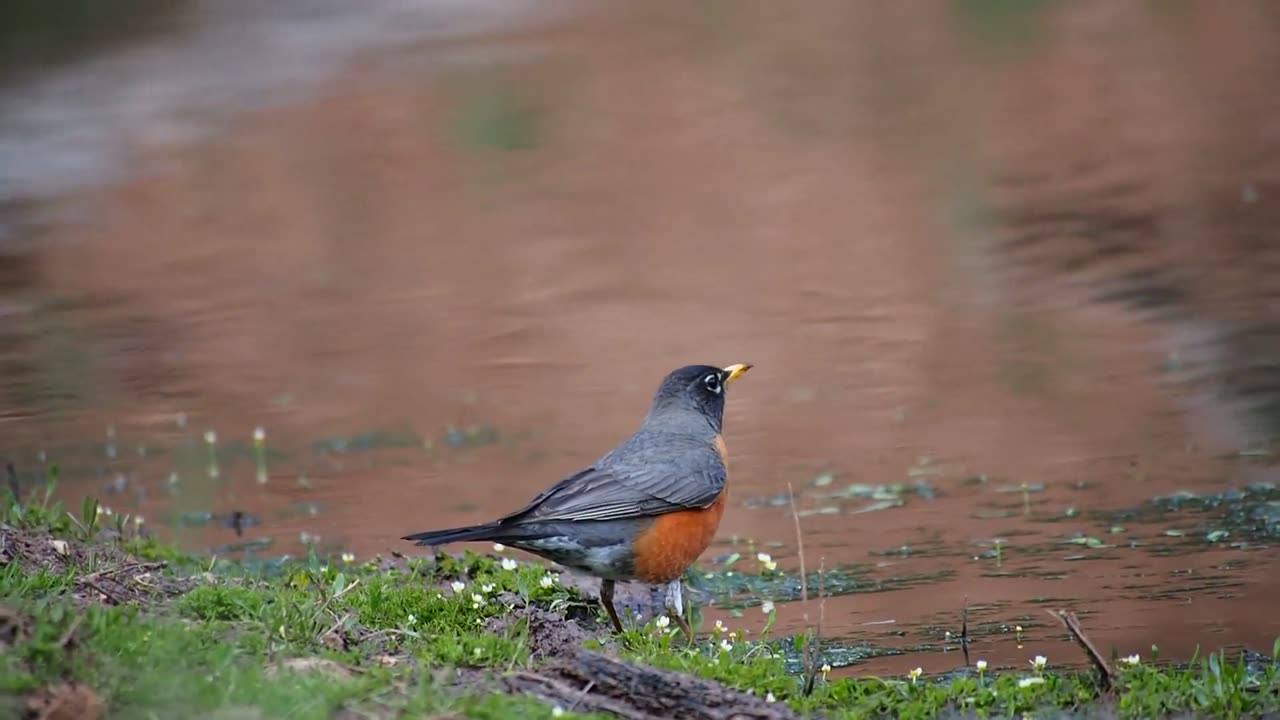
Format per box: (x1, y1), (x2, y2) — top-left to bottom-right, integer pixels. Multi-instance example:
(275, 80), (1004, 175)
(500, 445), (726, 524)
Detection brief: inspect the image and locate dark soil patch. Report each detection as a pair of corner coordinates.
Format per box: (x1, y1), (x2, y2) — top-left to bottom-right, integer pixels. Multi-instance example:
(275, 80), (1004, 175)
(485, 599), (598, 662)
(0, 526), (195, 605)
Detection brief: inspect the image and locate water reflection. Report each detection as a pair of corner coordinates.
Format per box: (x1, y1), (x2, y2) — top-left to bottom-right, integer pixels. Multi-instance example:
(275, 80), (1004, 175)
(1, 0), (1278, 673)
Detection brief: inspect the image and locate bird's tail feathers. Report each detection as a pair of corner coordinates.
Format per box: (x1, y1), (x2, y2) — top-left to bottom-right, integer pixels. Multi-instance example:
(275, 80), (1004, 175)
(400, 523), (502, 547)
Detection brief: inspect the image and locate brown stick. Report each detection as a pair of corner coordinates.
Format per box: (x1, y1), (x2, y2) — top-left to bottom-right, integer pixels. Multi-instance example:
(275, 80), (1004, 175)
(786, 483), (807, 603)
(788, 482), (826, 696)
(80, 579), (123, 605)
(1048, 609), (1114, 692)
(80, 561), (166, 584)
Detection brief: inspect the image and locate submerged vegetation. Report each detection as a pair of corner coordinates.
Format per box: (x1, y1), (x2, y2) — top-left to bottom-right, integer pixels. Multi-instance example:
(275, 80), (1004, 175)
(3, 473), (1278, 719)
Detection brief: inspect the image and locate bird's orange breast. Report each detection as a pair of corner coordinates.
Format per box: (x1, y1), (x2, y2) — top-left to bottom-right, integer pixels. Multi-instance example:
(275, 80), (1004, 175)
(629, 434), (730, 584)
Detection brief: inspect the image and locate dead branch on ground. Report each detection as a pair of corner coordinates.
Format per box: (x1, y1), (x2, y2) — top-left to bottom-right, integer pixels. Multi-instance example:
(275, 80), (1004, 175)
(507, 649), (803, 720)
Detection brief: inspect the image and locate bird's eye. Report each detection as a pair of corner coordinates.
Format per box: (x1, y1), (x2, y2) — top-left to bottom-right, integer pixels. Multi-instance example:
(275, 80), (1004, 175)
(702, 373), (722, 394)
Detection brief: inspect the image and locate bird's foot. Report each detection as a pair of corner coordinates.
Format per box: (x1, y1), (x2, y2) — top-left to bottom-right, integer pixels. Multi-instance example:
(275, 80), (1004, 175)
(663, 579), (697, 644)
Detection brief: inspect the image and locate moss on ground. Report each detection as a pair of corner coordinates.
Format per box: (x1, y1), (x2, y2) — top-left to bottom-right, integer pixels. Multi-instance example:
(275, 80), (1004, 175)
(2, 481), (1278, 719)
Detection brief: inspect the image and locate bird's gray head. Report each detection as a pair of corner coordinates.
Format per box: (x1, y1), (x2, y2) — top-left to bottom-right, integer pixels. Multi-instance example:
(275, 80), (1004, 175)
(643, 363), (752, 433)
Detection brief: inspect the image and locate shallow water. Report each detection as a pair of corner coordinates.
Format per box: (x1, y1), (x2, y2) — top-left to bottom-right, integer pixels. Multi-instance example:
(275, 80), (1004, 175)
(2, 0), (1279, 677)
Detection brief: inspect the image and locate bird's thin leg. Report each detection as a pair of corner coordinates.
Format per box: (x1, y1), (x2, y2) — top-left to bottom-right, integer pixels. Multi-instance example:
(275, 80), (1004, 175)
(600, 579), (625, 634)
(664, 579), (695, 643)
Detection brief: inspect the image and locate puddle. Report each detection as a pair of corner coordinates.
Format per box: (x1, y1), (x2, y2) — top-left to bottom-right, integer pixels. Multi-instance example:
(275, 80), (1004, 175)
(3, 0), (1280, 679)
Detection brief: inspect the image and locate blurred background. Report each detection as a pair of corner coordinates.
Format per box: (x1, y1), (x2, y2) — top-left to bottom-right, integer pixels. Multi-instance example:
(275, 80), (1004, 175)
(2, 0), (1279, 676)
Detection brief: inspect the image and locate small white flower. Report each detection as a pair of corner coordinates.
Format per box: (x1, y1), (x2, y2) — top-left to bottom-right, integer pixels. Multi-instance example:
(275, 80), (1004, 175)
(341, 552), (355, 564)
(471, 593), (485, 608)
(908, 667), (922, 684)
(1018, 676), (1046, 688)
(134, 515), (145, 526)
(976, 660), (988, 672)
(473, 647), (483, 657)
(765, 692), (776, 703)
(406, 614), (417, 626)
(1031, 655), (1047, 671)
(204, 430), (218, 444)
(551, 707), (565, 718)
(655, 615), (671, 629)
(729, 631), (739, 640)
(1015, 625), (1024, 633)
(493, 543), (506, 552)
(756, 552), (772, 564)
(501, 558), (518, 571)
(761, 600), (775, 614)
(253, 427), (266, 442)
(451, 581), (466, 593)
(1121, 654), (1141, 667)
(821, 663), (831, 675)
(540, 574), (555, 589)
(714, 619), (726, 633)
(719, 639), (734, 652)
(481, 583), (495, 594)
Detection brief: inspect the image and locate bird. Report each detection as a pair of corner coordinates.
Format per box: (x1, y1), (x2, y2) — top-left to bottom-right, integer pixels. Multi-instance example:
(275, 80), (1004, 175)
(401, 362), (753, 641)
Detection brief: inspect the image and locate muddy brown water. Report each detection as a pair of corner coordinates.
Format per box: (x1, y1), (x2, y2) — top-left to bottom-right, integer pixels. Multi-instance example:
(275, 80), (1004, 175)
(2, 0), (1280, 678)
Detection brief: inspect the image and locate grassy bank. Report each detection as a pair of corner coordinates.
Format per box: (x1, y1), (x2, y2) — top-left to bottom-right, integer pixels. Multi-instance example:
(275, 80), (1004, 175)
(2, 479), (1278, 719)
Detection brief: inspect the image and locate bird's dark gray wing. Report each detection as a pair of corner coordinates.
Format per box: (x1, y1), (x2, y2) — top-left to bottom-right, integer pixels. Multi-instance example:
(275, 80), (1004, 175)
(498, 434), (726, 524)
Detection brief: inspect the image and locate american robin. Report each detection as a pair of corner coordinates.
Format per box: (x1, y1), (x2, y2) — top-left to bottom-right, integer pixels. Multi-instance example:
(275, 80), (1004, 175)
(402, 363), (753, 641)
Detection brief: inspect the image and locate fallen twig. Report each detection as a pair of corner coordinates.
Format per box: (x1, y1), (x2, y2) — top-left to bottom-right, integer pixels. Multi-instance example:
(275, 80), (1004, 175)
(567, 679), (595, 712)
(79, 561), (166, 584)
(80, 579), (123, 605)
(1048, 609), (1114, 692)
(319, 613), (352, 649)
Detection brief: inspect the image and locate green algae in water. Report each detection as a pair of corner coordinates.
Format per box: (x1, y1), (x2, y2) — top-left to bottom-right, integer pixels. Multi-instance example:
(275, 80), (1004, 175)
(1111, 482), (1280, 541)
(690, 566), (957, 610)
(311, 430), (424, 453)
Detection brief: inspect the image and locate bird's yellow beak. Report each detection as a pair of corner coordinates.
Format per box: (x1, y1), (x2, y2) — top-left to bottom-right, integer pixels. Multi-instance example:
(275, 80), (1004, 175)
(721, 363), (753, 385)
